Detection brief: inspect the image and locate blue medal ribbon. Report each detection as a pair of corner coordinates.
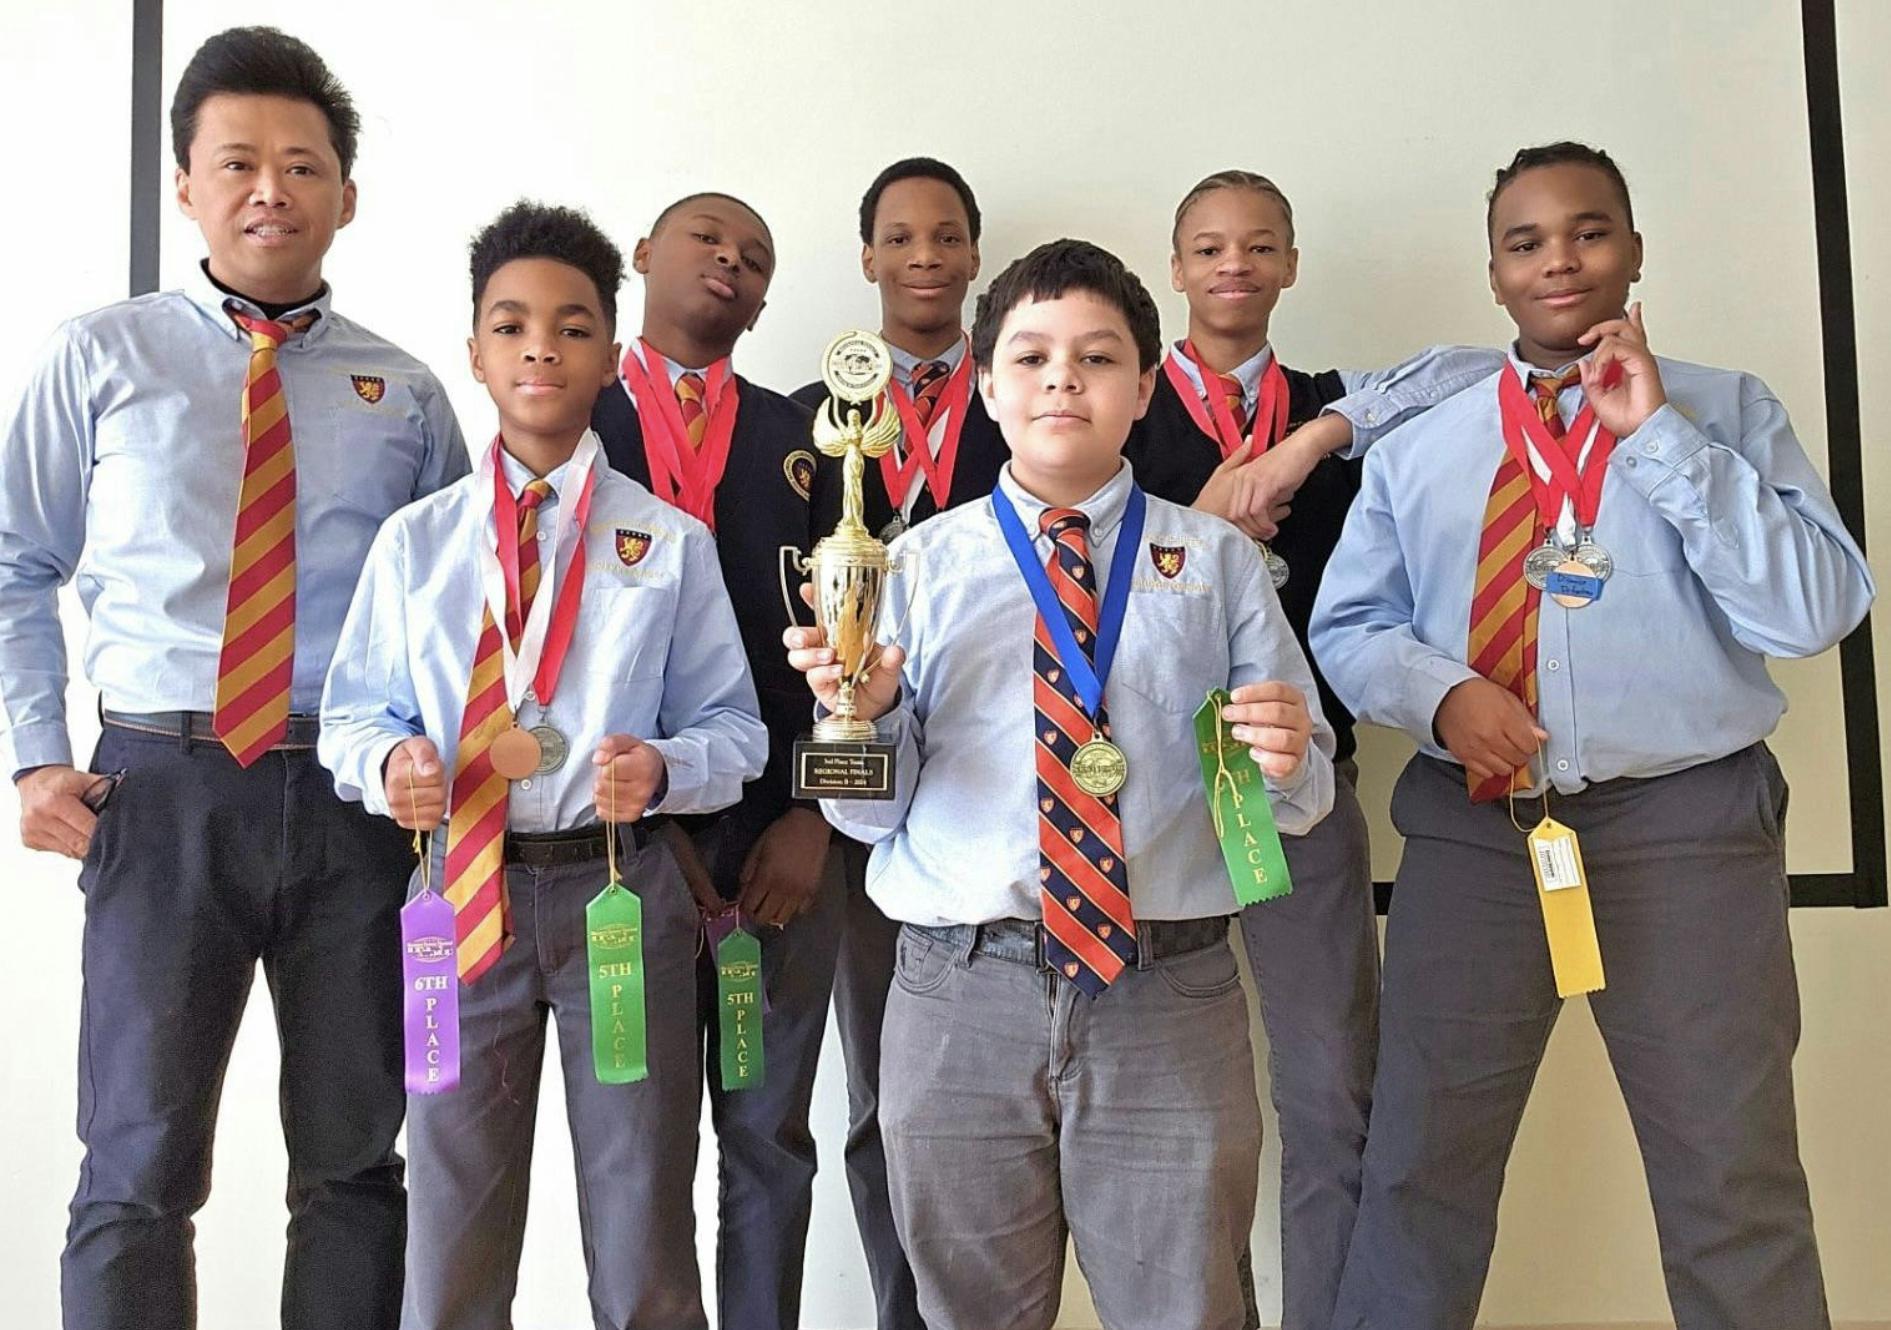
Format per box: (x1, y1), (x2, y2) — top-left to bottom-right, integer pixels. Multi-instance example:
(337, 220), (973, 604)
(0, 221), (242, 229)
(990, 481), (1146, 722)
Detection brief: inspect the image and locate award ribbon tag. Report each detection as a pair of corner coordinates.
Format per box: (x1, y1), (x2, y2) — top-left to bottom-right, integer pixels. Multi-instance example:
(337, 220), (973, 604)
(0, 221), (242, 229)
(399, 779), (460, 1094)
(716, 924), (766, 1092)
(586, 883), (647, 1084)
(586, 789), (647, 1084)
(1525, 814), (1606, 998)
(1194, 689), (1292, 905)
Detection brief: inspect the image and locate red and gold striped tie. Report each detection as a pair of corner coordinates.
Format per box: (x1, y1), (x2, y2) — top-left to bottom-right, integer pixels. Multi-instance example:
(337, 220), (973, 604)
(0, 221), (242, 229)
(1216, 371), (1251, 436)
(445, 478), (554, 983)
(676, 371), (708, 450)
(909, 360), (950, 429)
(213, 310), (314, 766)
(1465, 368), (1580, 802)
(1034, 508), (1136, 995)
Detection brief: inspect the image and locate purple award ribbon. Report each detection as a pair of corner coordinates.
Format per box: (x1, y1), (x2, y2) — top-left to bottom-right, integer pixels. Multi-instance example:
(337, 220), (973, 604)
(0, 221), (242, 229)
(401, 887), (461, 1094)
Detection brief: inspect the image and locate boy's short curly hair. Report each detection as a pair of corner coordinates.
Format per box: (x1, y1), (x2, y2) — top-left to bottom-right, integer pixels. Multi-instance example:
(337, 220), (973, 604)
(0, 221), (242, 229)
(470, 201), (626, 331)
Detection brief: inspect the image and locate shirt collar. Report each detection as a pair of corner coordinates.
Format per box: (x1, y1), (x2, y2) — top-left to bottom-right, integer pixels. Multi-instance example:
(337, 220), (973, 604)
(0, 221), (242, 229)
(1505, 343), (1588, 388)
(1168, 339), (1274, 401)
(995, 458), (1136, 547)
(888, 333), (968, 383)
(496, 440), (578, 501)
(186, 260), (333, 345)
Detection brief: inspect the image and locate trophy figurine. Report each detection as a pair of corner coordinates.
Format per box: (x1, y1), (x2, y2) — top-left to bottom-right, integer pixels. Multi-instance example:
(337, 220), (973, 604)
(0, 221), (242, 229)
(780, 330), (912, 799)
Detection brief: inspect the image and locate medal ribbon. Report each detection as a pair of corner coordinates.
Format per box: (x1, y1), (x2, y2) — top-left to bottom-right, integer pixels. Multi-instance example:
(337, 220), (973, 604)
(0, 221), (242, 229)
(1193, 689), (1292, 906)
(1163, 343), (1291, 460)
(477, 434), (600, 712)
(880, 340), (975, 512)
(704, 907), (766, 1091)
(991, 483), (1145, 725)
(400, 774), (461, 1094)
(619, 341), (740, 530)
(1497, 363), (1619, 534)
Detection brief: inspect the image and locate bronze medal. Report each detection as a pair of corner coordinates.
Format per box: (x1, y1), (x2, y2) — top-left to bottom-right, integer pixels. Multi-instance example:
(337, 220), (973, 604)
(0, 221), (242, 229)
(489, 725), (543, 781)
(1070, 738), (1128, 798)
(1548, 557), (1602, 610)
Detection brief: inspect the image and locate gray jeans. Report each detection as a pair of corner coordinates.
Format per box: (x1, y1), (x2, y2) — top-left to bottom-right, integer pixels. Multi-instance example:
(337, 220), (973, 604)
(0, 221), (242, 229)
(881, 918), (1263, 1330)
(400, 840), (707, 1330)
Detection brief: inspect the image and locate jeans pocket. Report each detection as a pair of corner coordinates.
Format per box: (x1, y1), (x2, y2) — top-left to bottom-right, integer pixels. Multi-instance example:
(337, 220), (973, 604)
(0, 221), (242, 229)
(1156, 939), (1243, 1000)
(893, 928), (957, 996)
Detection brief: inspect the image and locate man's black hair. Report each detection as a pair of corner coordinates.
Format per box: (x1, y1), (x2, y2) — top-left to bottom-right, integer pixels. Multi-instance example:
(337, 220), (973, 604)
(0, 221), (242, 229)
(649, 191), (773, 246)
(971, 239), (1162, 373)
(1488, 141), (1635, 240)
(470, 201), (625, 331)
(858, 157), (982, 245)
(171, 27), (360, 177)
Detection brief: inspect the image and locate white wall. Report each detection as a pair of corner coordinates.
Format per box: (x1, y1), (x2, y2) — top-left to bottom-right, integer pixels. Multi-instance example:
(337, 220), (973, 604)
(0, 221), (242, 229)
(1, 0), (1885, 1325)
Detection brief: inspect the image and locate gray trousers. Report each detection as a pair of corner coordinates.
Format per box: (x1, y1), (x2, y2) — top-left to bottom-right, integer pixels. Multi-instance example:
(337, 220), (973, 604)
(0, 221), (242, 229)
(834, 837), (927, 1330)
(401, 841), (707, 1330)
(881, 919), (1263, 1330)
(1331, 747), (1828, 1330)
(1235, 761), (1378, 1330)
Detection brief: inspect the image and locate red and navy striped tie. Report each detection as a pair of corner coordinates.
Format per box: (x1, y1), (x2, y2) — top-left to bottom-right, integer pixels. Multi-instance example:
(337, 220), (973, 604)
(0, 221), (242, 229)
(1034, 507), (1136, 995)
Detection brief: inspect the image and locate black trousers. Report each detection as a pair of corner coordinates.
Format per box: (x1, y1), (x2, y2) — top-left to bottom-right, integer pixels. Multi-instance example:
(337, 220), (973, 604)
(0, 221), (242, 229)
(62, 724), (413, 1330)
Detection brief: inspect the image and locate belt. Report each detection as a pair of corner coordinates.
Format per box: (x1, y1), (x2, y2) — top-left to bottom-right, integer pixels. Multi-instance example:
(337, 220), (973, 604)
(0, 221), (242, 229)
(908, 914), (1232, 969)
(101, 709), (319, 749)
(505, 821), (656, 868)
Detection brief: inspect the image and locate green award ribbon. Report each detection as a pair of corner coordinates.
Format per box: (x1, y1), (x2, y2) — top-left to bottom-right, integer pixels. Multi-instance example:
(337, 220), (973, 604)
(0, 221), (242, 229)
(586, 881), (647, 1084)
(717, 927), (765, 1092)
(1195, 688), (1292, 905)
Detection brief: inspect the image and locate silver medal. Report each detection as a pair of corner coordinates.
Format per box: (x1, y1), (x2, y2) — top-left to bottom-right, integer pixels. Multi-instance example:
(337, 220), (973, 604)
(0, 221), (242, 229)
(1572, 540), (1614, 582)
(1258, 541), (1290, 590)
(528, 725), (569, 775)
(878, 515), (907, 543)
(1521, 542), (1565, 591)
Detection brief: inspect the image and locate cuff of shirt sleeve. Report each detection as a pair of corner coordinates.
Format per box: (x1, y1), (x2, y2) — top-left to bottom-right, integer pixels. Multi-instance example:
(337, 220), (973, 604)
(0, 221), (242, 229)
(640, 742), (682, 814)
(1612, 403), (1709, 487)
(1320, 397), (1383, 460)
(1411, 655), (1484, 745)
(364, 733), (414, 819)
(6, 721), (74, 781)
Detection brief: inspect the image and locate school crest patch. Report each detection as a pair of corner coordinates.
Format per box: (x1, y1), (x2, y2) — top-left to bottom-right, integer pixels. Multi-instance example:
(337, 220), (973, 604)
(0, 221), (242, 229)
(350, 374), (386, 405)
(784, 449), (816, 501)
(616, 529), (652, 567)
(1150, 543), (1186, 579)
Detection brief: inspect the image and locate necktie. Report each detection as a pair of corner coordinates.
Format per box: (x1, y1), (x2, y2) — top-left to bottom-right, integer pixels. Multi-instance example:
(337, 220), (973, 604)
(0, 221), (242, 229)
(445, 478), (554, 982)
(1216, 370), (1251, 436)
(1034, 508), (1137, 995)
(676, 371), (708, 450)
(910, 360), (950, 430)
(214, 309), (315, 766)
(1465, 367), (1581, 802)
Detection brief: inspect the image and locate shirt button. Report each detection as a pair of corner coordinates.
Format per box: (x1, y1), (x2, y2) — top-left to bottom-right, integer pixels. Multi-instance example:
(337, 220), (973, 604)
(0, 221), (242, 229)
(524, 689), (536, 704)
(1556, 760), (1570, 772)
(1545, 659), (1560, 671)
(1624, 457), (1638, 468)
(1643, 440), (1659, 455)
(519, 778), (532, 790)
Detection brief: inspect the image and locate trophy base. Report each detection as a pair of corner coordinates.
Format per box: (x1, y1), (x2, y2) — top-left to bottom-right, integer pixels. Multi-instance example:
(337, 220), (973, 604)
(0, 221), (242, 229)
(793, 738), (897, 800)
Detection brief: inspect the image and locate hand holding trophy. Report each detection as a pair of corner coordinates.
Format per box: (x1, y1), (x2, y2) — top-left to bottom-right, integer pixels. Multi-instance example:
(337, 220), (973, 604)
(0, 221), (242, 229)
(779, 330), (917, 799)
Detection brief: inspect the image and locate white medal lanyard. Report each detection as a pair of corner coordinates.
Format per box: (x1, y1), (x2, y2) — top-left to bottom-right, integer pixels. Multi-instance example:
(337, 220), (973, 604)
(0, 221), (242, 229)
(473, 431), (602, 712)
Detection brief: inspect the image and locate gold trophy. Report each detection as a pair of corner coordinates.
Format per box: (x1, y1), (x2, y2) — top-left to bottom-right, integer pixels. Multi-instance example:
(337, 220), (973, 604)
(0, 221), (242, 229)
(780, 330), (912, 799)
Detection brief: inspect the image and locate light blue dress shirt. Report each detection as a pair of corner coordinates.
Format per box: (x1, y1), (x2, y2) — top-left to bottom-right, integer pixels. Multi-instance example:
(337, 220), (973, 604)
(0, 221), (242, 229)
(887, 335), (967, 385)
(1310, 349), (1874, 794)
(823, 460), (1335, 924)
(0, 262), (469, 775)
(1164, 340), (1507, 455)
(319, 442), (767, 831)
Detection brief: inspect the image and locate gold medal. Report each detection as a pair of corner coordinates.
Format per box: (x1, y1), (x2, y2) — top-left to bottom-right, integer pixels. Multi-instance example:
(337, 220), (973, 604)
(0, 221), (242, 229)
(1070, 737), (1128, 798)
(489, 725), (543, 781)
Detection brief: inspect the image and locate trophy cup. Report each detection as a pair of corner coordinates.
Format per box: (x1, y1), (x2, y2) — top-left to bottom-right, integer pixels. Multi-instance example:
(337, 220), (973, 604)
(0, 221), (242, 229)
(780, 330), (913, 799)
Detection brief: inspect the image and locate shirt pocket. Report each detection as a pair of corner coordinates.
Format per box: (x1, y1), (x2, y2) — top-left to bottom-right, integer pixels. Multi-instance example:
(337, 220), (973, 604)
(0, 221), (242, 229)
(1108, 594), (1230, 717)
(574, 579), (679, 684)
(312, 401), (427, 516)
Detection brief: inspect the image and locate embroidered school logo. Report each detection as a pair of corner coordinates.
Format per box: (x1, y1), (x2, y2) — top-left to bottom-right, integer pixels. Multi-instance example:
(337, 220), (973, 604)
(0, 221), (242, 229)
(784, 449), (816, 501)
(616, 529), (652, 567)
(1150, 543), (1187, 579)
(350, 374), (386, 405)
(405, 935), (453, 964)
